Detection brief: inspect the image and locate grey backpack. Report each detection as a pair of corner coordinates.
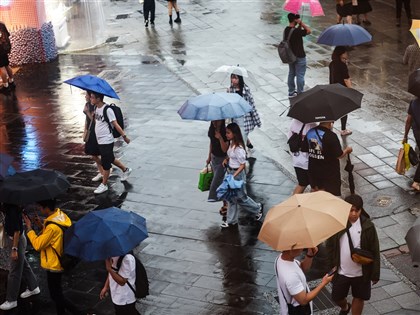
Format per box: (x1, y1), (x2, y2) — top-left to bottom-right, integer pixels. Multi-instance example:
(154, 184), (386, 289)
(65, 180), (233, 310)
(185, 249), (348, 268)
(278, 28), (296, 64)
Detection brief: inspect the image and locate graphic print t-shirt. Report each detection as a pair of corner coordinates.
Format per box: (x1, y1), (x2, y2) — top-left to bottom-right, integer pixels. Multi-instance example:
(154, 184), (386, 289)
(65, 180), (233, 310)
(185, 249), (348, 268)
(94, 104), (116, 145)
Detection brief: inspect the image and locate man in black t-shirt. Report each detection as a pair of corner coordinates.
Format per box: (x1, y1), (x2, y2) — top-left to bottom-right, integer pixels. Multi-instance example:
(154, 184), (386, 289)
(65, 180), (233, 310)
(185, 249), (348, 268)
(306, 121), (352, 196)
(284, 13), (311, 98)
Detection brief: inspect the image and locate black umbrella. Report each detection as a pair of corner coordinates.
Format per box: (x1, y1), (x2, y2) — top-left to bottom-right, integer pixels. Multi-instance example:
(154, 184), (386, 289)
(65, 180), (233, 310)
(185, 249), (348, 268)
(0, 169), (70, 205)
(344, 155), (355, 194)
(408, 69), (420, 98)
(287, 84), (363, 123)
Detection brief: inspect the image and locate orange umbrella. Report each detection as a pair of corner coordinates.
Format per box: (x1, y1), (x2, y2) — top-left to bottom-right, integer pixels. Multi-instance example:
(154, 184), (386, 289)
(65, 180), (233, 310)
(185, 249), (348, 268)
(258, 191), (351, 251)
(410, 19), (420, 47)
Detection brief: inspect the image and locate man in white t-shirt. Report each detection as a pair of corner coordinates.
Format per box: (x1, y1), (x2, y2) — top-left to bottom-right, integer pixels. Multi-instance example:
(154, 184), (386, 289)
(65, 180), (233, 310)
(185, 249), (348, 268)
(91, 92), (132, 194)
(100, 254), (139, 315)
(326, 195), (380, 315)
(275, 246), (333, 315)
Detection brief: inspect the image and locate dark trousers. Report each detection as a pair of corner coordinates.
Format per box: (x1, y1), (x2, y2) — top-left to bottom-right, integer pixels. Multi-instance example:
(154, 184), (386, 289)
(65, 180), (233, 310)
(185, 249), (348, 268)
(114, 302), (140, 315)
(143, 0), (155, 22)
(396, 0), (411, 19)
(341, 115), (348, 131)
(413, 129), (420, 182)
(46, 271), (81, 315)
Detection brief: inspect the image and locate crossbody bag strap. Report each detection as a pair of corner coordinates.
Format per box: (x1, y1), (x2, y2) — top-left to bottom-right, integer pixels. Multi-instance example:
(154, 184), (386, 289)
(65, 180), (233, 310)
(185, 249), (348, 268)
(275, 257), (291, 304)
(346, 228), (355, 255)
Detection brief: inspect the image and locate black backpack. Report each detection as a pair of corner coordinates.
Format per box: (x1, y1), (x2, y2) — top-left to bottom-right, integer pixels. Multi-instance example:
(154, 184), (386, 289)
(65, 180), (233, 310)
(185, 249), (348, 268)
(103, 103), (124, 138)
(287, 124), (308, 153)
(278, 28), (296, 64)
(45, 221), (80, 273)
(116, 253), (149, 299)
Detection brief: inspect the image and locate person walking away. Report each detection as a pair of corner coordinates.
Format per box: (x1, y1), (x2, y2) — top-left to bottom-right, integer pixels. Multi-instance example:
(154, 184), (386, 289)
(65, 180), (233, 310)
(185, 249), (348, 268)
(206, 119), (229, 221)
(100, 254), (139, 315)
(220, 123), (264, 228)
(326, 194), (380, 315)
(354, 0), (372, 25)
(275, 246), (334, 315)
(329, 46), (353, 136)
(83, 90), (107, 183)
(227, 74), (262, 149)
(91, 92), (132, 194)
(306, 121), (353, 196)
(23, 199), (84, 315)
(167, 0), (181, 25)
(0, 22), (15, 93)
(284, 13), (311, 98)
(0, 204), (40, 311)
(288, 119), (317, 194)
(403, 43), (420, 76)
(403, 97), (420, 191)
(336, 0), (353, 24)
(395, 0), (411, 27)
(143, 0), (155, 27)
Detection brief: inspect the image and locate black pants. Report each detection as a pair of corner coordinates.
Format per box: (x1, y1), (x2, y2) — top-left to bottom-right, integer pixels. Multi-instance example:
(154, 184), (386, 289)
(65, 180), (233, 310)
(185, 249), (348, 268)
(114, 302), (140, 315)
(396, 0), (411, 19)
(143, 0), (155, 22)
(46, 271), (81, 315)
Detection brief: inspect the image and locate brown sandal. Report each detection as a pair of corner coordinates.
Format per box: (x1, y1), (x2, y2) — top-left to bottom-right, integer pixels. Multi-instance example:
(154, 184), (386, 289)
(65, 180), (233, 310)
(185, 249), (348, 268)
(219, 206), (228, 216)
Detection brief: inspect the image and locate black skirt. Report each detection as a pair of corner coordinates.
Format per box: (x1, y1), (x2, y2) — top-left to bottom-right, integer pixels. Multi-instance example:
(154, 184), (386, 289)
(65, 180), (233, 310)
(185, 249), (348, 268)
(0, 53), (9, 67)
(356, 0), (372, 14)
(84, 128), (100, 156)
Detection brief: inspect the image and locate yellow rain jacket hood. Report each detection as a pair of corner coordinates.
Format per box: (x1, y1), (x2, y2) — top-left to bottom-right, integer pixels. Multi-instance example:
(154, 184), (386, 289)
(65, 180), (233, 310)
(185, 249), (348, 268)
(27, 208), (72, 272)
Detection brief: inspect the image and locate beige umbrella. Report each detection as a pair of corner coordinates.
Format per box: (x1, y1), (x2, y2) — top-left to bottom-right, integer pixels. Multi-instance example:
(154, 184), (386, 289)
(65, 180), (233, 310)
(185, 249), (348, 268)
(258, 191), (351, 251)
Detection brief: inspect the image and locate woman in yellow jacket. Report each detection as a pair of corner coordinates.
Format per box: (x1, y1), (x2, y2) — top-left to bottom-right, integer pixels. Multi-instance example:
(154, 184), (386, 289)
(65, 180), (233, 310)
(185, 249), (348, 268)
(24, 199), (83, 315)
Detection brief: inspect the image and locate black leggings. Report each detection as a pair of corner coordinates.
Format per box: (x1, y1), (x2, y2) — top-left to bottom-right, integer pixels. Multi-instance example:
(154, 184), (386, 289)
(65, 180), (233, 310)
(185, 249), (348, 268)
(47, 271), (81, 315)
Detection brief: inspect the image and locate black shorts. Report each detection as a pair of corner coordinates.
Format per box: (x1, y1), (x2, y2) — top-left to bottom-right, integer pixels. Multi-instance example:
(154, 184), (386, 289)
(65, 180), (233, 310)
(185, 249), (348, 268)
(336, 3), (353, 17)
(98, 143), (115, 170)
(331, 274), (372, 301)
(308, 173), (341, 196)
(294, 167), (310, 187)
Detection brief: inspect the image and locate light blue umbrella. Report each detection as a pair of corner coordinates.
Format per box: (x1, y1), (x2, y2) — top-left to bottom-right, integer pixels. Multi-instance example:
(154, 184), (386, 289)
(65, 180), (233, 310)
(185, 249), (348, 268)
(317, 24), (372, 46)
(178, 92), (252, 121)
(64, 74), (120, 100)
(216, 174), (244, 202)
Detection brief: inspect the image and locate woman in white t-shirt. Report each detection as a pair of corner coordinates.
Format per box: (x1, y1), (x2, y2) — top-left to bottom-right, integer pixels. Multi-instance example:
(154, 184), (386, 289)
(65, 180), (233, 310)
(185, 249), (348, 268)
(220, 123), (263, 228)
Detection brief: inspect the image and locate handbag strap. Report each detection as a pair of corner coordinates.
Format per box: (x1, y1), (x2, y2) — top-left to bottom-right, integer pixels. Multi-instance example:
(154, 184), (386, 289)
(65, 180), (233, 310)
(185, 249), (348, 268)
(346, 228), (355, 256)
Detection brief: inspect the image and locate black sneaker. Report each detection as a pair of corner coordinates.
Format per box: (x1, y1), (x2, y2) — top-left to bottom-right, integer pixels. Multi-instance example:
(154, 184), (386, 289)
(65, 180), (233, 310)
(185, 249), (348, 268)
(247, 142), (254, 149)
(174, 17), (181, 23)
(255, 203), (264, 221)
(145, 20), (149, 27)
(151, 21), (155, 26)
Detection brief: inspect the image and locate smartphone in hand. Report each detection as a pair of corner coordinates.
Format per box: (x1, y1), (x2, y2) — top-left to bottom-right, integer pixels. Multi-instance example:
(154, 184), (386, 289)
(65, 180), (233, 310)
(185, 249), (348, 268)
(328, 266), (337, 276)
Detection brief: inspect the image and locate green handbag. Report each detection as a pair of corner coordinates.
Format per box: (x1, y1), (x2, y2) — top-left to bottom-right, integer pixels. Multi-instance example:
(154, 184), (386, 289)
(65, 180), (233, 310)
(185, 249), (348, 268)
(198, 165), (213, 192)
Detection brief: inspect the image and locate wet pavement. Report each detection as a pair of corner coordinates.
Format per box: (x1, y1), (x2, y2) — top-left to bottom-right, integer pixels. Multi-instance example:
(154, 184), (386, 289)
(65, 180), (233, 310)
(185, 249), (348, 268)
(1, 0), (420, 314)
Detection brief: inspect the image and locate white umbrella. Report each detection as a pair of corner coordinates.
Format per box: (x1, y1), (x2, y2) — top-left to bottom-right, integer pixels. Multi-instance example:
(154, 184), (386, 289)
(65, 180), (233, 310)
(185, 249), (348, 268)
(210, 65), (259, 89)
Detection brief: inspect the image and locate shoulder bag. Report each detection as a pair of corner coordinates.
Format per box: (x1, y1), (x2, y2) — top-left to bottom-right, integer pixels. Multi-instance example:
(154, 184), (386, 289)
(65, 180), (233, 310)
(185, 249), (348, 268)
(346, 229), (373, 265)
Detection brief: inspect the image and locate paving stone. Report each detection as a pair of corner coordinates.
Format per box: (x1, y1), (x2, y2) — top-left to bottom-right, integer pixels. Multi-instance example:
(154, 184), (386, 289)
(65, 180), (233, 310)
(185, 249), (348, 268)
(371, 298), (402, 314)
(382, 282), (414, 297)
(393, 292), (420, 308)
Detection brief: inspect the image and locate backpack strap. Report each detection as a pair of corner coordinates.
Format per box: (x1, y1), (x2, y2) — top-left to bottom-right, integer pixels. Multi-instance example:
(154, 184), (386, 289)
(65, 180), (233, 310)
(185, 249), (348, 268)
(284, 27), (295, 42)
(45, 221), (65, 259)
(102, 104), (114, 134)
(114, 254), (137, 296)
(275, 256), (292, 304)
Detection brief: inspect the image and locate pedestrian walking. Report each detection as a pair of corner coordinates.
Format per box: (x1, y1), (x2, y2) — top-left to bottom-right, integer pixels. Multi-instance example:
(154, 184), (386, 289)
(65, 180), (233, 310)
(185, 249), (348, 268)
(0, 204), (40, 311)
(336, 0), (353, 24)
(90, 92), (132, 194)
(329, 46), (353, 136)
(83, 91), (106, 182)
(227, 74), (262, 149)
(23, 199), (84, 315)
(100, 254), (140, 315)
(220, 122), (263, 228)
(275, 246), (334, 315)
(143, 0), (155, 27)
(354, 0), (372, 25)
(306, 121), (353, 196)
(395, 0), (411, 27)
(167, 0), (181, 25)
(403, 43), (420, 75)
(206, 119), (229, 221)
(0, 22), (15, 94)
(284, 13), (311, 98)
(403, 97), (420, 191)
(287, 119), (317, 194)
(326, 194), (380, 315)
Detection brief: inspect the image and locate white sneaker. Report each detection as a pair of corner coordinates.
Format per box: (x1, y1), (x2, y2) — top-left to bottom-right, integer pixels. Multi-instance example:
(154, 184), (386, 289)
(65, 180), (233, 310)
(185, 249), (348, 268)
(20, 286), (41, 298)
(120, 168), (132, 181)
(0, 301), (17, 310)
(94, 183), (108, 194)
(92, 173), (103, 182)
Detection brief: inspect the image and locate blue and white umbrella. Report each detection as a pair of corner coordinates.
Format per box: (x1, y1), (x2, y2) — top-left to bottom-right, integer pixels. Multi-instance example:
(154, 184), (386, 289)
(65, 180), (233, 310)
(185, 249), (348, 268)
(317, 24), (372, 46)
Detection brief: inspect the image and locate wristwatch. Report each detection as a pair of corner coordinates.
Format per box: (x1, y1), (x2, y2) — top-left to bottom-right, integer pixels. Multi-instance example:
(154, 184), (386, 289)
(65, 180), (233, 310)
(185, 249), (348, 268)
(122, 134), (127, 138)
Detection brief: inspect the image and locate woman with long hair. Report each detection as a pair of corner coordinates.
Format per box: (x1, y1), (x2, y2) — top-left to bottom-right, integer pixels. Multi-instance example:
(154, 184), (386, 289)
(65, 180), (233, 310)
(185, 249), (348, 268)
(220, 123), (263, 228)
(0, 22), (14, 93)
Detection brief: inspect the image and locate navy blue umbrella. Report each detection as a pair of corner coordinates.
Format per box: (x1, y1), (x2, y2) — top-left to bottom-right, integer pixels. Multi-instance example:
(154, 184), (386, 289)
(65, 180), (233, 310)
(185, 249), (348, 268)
(64, 207), (148, 261)
(317, 24), (372, 46)
(64, 74), (120, 100)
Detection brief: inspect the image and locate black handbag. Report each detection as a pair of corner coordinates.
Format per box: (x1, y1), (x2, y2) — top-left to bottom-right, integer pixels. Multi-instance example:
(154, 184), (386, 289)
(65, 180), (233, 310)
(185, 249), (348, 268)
(408, 146), (419, 166)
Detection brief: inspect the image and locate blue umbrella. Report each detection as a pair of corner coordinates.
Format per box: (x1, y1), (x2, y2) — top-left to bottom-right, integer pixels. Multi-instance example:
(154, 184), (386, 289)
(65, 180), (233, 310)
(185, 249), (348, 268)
(178, 92), (252, 121)
(64, 74), (120, 100)
(317, 24), (372, 46)
(0, 153), (15, 181)
(64, 207), (148, 261)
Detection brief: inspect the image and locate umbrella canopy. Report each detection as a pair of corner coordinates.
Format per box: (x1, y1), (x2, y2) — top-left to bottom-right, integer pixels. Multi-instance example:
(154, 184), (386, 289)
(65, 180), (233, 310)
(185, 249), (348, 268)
(408, 69), (420, 98)
(317, 24), (372, 46)
(64, 207), (148, 261)
(284, 0), (324, 17)
(178, 92), (252, 121)
(405, 216), (420, 267)
(0, 153), (15, 181)
(64, 75), (120, 100)
(287, 83), (363, 123)
(0, 169), (71, 205)
(211, 65), (259, 89)
(258, 191), (351, 251)
(410, 19), (420, 47)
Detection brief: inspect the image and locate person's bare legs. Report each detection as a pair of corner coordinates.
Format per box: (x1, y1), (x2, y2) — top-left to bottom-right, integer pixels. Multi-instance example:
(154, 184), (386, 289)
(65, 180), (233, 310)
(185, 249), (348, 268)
(336, 298), (350, 313)
(293, 185), (306, 194)
(112, 159), (127, 172)
(346, 15), (352, 23)
(5, 66), (13, 81)
(0, 67), (8, 87)
(351, 298), (364, 315)
(91, 155), (104, 174)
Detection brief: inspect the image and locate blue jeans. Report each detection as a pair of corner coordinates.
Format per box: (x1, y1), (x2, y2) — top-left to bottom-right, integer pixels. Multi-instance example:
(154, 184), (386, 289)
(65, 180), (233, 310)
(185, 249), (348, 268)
(288, 57), (307, 94)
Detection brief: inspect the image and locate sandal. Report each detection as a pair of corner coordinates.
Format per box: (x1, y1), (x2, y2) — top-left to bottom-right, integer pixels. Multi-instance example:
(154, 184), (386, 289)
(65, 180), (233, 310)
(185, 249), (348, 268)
(412, 182), (420, 191)
(219, 206), (228, 217)
(339, 303), (351, 315)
